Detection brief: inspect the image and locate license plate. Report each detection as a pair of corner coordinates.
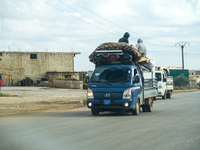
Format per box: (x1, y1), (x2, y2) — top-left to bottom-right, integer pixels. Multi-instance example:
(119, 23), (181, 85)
(104, 100), (110, 105)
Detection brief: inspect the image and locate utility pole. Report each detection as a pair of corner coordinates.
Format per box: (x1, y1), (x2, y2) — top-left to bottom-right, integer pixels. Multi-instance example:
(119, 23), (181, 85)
(175, 41), (190, 70)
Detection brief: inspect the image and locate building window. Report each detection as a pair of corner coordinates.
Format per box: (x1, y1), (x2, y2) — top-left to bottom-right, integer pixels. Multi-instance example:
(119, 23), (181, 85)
(0, 52), (2, 56)
(192, 73), (193, 75)
(30, 54), (37, 59)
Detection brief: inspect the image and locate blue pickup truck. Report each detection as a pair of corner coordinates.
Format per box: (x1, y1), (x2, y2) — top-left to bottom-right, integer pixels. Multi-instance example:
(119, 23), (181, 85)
(87, 63), (158, 115)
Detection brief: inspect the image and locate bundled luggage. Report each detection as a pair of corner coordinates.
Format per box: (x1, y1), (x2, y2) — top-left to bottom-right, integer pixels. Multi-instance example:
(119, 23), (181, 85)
(89, 42), (153, 70)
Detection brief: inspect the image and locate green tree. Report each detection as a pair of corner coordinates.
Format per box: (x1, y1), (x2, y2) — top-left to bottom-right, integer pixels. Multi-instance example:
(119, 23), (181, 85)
(174, 74), (189, 86)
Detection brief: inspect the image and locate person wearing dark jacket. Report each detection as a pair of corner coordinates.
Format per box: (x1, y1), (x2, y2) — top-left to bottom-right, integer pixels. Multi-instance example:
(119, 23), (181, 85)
(118, 32), (130, 44)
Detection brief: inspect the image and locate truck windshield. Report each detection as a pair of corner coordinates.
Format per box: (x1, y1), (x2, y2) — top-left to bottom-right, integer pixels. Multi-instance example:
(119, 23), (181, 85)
(155, 73), (161, 81)
(91, 67), (131, 84)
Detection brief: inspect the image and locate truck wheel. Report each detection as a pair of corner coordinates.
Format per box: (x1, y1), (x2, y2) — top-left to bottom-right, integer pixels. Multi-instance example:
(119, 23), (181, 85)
(142, 105), (147, 112)
(132, 100), (140, 115)
(147, 101), (153, 112)
(153, 97), (157, 101)
(162, 91), (166, 99)
(91, 109), (99, 116)
(166, 91), (171, 99)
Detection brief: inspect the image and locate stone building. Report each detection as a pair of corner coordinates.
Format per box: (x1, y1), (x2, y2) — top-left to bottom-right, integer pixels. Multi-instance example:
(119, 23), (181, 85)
(189, 70), (200, 84)
(0, 51), (80, 85)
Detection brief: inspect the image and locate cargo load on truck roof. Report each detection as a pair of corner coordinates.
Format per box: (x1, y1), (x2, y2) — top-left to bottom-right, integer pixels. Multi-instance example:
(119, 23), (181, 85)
(89, 42), (153, 70)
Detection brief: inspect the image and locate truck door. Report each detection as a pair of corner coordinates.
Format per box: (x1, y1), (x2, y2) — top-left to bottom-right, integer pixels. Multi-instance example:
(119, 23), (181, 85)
(163, 73), (167, 92)
(133, 68), (143, 104)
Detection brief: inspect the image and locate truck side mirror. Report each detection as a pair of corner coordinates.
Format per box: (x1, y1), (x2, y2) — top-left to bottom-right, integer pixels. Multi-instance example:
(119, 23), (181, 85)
(163, 78), (166, 82)
(133, 75), (140, 84)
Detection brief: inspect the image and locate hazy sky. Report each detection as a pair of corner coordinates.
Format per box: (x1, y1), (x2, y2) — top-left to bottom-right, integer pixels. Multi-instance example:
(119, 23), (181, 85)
(1, 0), (200, 71)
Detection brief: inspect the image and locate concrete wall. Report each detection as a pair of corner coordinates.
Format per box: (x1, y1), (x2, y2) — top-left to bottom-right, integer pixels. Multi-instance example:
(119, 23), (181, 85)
(53, 80), (83, 89)
(0, 68), (25, 85)
(46, 71), (87, 82)
(38, 80), (83, 89)
(0, 51), (80, 85)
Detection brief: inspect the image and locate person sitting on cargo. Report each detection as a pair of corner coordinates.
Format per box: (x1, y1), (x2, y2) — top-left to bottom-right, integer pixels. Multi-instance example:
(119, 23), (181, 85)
(135, 38), (147, 56)
(118, 32), (130, 44)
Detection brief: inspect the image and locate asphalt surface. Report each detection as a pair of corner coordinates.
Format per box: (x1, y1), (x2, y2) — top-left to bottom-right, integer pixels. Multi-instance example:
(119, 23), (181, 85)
(0, 92), (200, 150)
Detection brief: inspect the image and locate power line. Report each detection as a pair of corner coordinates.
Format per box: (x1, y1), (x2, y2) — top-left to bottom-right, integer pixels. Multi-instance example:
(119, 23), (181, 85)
(43, 0), (175, 48)
(185, 47), (200, 57)
(40, 0), (121, 36)
(68, 0), (150, 38)
(188, 45), (200, 54)
(57, 0), (121, 36)
(68, 0), (174, 47)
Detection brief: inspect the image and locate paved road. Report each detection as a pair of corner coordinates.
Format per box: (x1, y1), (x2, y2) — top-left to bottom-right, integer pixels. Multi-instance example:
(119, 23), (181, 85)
(0, 92), (200, 150)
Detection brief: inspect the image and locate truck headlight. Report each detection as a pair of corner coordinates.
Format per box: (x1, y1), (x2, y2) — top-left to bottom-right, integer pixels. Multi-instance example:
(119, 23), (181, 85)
(88, 102), (92, 107)
(87, 89), (94, 99)
(122, 89), (132, 99)
(124, 102), (129, 107)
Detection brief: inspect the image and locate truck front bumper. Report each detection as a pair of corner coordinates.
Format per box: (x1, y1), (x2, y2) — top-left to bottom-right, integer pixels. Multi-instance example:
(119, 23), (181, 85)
(87, 99), (134, 110)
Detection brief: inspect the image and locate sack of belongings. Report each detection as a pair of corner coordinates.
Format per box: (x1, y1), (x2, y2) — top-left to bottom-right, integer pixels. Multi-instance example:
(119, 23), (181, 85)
(89, 42), (153, 70)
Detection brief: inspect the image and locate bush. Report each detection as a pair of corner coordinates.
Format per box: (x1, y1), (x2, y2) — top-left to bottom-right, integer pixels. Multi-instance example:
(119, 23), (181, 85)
(174, 74), (189, 87)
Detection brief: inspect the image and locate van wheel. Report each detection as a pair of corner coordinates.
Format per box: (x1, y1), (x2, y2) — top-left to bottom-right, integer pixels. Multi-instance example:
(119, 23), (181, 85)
(162, 91), (166, 99)
(132, 100), (140, 115)
(91, 109), (99, 116)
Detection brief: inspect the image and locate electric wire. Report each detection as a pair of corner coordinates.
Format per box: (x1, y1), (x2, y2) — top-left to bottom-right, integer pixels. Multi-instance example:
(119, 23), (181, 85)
(41, 0), (121, 36)
(67, 0), (174, 47)
(188, 45), (200, 54)
(57, 0), (121, 36)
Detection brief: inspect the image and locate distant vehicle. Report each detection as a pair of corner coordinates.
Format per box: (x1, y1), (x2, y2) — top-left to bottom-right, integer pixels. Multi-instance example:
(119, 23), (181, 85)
(155, 71), (173, 99)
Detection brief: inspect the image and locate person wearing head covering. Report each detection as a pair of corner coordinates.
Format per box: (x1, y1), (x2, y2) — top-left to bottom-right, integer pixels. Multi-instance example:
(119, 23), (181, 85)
(118, 32), (130, 44)
(135, 38), (147, 56)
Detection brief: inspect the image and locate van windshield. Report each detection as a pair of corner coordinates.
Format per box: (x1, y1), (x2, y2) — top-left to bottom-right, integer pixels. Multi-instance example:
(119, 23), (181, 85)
(91, 67), (131, 84)
(155, 73), (162, 81)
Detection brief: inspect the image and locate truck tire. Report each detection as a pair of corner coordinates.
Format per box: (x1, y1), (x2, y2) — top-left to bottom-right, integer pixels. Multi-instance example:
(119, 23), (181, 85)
(162, 91), (166, 99)
(147, 101), (153, 112)
(142, 105), (147, 112)
(166, 91), (171, 99)
(132, 100), (140, 115)
(153, 97), (157, 101)
(91, 109), (99, 116)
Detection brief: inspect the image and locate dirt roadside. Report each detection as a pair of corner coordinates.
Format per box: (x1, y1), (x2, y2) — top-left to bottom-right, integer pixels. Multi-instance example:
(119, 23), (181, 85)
(0, 87), (199, 118)
(0, 87), (87, 118)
